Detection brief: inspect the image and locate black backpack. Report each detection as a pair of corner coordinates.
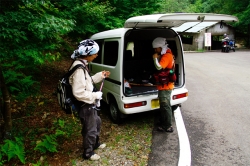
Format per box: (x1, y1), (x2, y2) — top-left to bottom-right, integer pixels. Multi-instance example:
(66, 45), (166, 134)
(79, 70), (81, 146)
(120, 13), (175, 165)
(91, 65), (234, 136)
(57, 64), (84, 115)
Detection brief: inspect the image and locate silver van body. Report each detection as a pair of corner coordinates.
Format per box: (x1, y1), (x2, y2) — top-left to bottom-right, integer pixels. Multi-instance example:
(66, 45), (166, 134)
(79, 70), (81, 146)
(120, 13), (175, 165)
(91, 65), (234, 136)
(90, 13), (238, 123)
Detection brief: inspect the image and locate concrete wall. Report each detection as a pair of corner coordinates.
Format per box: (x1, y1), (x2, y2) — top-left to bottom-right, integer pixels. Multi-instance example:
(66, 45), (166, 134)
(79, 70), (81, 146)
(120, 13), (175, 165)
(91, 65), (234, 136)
(182, 33), (200, 51)
(206, 22), (235, 40)
(182, 22), (235, 51)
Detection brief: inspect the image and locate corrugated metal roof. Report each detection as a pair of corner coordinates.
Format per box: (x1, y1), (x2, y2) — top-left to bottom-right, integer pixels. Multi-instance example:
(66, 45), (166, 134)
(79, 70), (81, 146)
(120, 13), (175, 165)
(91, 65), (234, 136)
(172, 22), (217, 33)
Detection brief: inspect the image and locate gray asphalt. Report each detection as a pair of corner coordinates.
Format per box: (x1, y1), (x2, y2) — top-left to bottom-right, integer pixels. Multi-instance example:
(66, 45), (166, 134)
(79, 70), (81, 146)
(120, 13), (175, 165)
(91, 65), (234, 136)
(148, 49), (250, 166)
(148, 109), (179, 166)
(182, 50), (250, 165)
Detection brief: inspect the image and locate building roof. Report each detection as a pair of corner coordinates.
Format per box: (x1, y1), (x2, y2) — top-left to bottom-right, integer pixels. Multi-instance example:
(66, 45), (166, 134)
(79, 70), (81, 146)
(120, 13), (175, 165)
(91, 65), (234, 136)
(172, 22), (217, 33)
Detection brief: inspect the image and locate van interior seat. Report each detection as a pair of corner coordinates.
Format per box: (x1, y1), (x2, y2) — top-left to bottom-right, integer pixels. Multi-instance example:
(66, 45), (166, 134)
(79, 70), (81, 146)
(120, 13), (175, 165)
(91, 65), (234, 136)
(124, 50), (139, 80)
(124, 50), (133, 61)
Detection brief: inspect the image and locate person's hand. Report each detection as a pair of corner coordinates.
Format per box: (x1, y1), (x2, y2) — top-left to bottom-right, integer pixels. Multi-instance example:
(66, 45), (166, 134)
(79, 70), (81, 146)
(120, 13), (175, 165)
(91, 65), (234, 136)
(153, 53), (159, 59)
(96, 91), (103, 99)
(102, 70), (110, 78)
(96, 100), (101, 107)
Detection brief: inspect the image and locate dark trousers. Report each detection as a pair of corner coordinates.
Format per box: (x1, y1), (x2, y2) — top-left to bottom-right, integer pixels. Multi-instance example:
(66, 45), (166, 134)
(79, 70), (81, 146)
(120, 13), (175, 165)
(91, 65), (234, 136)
(158, 90), (172, 130)
(79, 104), (101, 158)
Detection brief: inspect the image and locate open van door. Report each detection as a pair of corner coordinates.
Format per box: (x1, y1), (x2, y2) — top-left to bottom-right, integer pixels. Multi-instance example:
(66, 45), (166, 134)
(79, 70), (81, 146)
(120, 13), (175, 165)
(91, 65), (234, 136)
(124, 13), (238, 29)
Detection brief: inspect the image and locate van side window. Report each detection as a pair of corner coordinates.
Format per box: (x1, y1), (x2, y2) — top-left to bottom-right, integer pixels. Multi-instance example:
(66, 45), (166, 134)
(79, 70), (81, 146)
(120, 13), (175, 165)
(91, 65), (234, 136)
(103, 41), (119, 66)
(94, 40), (103, 64)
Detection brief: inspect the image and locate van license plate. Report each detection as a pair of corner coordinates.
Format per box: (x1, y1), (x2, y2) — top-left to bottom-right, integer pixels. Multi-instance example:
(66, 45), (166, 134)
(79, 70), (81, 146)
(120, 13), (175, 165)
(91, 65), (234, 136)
(151, 99), (160, 109)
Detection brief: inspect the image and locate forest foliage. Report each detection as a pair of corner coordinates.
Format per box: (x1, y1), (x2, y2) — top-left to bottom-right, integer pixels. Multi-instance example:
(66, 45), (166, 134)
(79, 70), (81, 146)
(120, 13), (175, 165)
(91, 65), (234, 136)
(0, 0), (249, 164)
(0, 0), (249, 102)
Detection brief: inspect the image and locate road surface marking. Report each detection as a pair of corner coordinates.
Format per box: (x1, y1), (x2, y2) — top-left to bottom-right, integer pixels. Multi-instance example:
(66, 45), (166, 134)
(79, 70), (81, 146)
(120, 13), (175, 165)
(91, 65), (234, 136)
(174, 107), (191, 166)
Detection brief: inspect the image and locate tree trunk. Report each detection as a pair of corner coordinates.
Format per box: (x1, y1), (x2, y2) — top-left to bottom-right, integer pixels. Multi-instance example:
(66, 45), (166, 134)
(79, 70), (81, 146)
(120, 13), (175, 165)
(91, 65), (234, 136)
(0, 65), (12, 139)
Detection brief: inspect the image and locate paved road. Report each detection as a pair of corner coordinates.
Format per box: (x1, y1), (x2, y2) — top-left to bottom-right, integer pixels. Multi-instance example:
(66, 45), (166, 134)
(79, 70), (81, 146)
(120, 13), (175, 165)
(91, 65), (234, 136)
(148, 110), (179, 166)
(182, 51), (250, 165)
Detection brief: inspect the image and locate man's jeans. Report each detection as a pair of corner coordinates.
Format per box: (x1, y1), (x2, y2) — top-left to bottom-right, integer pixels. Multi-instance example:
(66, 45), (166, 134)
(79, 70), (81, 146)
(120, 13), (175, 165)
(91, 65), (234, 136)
(158, 89), (172, 130)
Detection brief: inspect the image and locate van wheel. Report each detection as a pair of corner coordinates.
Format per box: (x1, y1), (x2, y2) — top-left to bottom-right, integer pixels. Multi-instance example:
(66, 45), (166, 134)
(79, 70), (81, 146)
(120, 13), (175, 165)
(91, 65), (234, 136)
(109, 98), (122, 124)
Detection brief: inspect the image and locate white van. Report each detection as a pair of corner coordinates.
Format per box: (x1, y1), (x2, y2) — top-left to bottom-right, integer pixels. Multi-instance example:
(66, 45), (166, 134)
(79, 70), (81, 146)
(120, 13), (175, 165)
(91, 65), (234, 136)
(90, 13), (238, 123)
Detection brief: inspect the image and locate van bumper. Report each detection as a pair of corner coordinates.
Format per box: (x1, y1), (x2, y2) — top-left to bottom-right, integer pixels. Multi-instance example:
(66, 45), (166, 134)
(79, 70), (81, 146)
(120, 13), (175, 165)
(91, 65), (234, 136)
(119, 87), (188, 114)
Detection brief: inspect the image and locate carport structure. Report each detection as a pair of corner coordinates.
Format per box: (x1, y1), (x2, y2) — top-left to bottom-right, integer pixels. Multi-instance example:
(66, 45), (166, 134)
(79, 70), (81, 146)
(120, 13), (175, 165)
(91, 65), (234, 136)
(172, 22), (217, 33)
(172, 21), (236, 51)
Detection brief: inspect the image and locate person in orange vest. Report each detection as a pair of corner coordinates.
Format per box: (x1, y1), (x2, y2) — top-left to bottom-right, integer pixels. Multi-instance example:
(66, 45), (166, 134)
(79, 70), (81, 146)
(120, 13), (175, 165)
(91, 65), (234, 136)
(152, 37), (175, 132)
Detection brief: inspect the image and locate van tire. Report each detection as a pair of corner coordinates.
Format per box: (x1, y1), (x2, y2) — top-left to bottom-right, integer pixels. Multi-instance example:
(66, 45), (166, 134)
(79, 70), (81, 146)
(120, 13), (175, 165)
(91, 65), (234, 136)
(109, 98), (123, 124)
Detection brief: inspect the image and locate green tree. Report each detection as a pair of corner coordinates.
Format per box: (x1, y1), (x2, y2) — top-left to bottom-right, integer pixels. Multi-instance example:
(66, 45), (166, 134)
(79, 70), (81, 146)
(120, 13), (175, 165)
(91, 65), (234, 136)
(0, 1), (75, 137)
(0, 0), (112, 139)
(101, 0), (162, 29)
(157, 0), (191, 13)
(189, 0), (250, 33)
(51, 0), (113, 41)
(188, 0), (250, 46)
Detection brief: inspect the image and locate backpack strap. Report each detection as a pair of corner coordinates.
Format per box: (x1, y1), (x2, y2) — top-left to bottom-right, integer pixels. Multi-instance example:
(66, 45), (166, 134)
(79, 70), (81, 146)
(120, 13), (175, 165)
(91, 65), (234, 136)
(66, 64), (84, 78)
(71, 60), (98, 91)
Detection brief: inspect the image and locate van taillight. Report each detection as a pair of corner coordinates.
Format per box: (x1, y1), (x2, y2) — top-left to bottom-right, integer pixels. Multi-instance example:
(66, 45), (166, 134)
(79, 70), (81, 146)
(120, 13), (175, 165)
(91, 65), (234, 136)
(124, 101), (147, 108)
(172, 92), (188, 100)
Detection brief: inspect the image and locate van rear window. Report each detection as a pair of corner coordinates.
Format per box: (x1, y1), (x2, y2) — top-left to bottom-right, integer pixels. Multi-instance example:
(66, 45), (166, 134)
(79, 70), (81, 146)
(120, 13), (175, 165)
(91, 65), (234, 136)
(104, 41), (119, 66)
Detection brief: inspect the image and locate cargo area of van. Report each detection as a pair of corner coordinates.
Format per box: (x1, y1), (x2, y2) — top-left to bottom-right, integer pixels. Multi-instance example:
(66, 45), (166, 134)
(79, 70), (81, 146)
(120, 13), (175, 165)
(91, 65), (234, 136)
(123, 28), (182, 96)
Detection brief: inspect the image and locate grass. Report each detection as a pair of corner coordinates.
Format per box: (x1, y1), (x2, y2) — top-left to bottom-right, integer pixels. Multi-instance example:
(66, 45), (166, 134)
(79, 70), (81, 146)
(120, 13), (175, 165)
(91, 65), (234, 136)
(0, 57), (155, 165)
(197, 49), (205, 52)
(1, 102), (154, 165)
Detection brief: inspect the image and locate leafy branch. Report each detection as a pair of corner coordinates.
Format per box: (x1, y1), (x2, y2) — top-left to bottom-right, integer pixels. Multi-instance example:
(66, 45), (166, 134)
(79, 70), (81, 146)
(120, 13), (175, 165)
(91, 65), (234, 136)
(34, 119), (67, 153)
(0, 137), (25, 164)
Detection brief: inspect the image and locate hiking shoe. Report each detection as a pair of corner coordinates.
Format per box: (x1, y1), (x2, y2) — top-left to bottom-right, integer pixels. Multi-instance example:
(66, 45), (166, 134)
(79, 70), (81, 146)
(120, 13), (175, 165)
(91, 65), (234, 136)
(157, 126), (174, 133)
(94, 143), (106, 150)
(90, 154), (100, 161)
(98, 143), (106, 149)
(166, 126), (174, 133)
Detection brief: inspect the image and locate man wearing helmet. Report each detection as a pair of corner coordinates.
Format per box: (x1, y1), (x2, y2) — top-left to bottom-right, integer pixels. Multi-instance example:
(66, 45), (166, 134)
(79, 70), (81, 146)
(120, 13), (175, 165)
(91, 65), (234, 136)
(152, 37), (175, 133)
(69, 39), (110, 160)
(222, 33), (229, 42)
